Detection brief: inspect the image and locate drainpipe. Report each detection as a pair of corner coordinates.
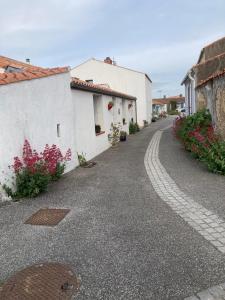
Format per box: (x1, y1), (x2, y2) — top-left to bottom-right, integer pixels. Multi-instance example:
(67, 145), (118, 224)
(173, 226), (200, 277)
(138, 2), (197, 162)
(187, 71), (195, 115)
(134, 99), (138, 124)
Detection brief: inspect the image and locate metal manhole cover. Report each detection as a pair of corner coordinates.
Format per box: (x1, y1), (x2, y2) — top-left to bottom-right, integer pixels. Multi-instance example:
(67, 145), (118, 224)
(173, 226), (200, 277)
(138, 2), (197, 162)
(0, 263), (79, 300)
(24, 208), (70, 226)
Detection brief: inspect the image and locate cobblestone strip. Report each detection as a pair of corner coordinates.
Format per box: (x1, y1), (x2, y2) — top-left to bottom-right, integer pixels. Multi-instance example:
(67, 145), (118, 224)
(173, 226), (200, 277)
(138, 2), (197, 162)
(144, 129), (225, 255)
(184, 282), (225, 299)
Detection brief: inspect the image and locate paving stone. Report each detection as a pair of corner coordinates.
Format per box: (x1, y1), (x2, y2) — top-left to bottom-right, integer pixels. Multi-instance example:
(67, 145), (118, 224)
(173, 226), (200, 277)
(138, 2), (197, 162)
(144, 128), (225, 256)
(197, 290), (215, 299)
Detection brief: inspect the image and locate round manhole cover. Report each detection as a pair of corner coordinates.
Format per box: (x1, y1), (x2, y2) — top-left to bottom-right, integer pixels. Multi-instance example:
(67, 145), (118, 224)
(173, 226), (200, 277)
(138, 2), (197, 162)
(0, 263), (79, 300)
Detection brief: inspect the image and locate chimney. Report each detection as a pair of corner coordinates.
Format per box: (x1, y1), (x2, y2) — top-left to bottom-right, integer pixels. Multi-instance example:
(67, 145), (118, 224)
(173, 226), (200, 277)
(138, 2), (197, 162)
(104, 57), (113, 64)
(25, 58), (30, 64)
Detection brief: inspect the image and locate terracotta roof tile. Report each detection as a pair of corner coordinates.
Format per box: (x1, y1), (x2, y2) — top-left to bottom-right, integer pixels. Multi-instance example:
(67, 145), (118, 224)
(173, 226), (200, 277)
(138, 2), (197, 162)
(197, 67), (225, 88)
(0, 55), (41, 70)
(0, 67), (69, 86)
(71, 78), (136, 100)
(152, 96), (185, 104)
(193, 52), (225, 68)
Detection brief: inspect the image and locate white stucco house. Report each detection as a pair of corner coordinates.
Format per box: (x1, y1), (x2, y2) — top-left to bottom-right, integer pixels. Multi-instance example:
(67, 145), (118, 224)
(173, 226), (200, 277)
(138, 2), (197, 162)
(71, 57), (152, 127)
(181, 69), (196, 115)
(0, 65), (78, 187)
(0, 55), (137, 192)
(71, 78), (136, 161)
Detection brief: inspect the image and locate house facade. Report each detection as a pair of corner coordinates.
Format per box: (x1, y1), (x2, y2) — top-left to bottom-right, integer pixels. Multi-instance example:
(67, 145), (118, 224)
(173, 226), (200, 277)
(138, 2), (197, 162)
(0, 56), (137, 194)
(182, 37), (225, 113)
(152, 95), (185, 114)
(71, 78), (136, 161)
(182, 36), (225, 137)
(0, 66), (78, 187)
(70, 57), (152, 127)
(181, 69), (196, 115)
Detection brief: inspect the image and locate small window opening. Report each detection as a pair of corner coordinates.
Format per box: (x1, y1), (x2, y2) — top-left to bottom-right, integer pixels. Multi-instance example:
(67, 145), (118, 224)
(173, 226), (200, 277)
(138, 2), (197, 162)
(57, 124), (60, 137)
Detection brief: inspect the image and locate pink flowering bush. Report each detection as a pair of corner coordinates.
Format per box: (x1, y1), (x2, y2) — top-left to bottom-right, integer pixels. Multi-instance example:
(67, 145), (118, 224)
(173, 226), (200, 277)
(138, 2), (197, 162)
(173, 109), (225, 174)
(4, 140), (71, 199)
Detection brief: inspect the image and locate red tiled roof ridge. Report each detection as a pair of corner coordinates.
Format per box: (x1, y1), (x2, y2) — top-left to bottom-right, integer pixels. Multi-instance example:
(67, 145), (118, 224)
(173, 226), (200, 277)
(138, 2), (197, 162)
(0, 67), (69, 86)
(203, 36), (225, 50)
(153, 95), (184, 101)
(71, 77), (136, 100)
(0, 55), (42, 70)
(196, 67), (225, 88)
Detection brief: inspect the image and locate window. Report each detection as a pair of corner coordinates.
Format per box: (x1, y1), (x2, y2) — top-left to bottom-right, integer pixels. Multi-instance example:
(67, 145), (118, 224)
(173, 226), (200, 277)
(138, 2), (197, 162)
(93, 95), (104, 134)
(57, 124), (60, 137)
(122, 99), (126, 124)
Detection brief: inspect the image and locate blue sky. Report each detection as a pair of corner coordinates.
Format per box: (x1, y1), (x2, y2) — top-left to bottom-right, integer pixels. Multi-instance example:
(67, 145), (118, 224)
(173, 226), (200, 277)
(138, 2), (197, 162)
(1, 0), (225, 97)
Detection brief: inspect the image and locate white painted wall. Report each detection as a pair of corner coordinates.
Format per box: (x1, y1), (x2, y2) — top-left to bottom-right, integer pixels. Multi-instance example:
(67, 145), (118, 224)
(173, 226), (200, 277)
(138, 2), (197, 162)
(184, 77), (196, 115)
(72, 89), (135, 161)
(0, 72), (78, 185)
(0, 71), (137, 187)
(71, 59), (152, 126)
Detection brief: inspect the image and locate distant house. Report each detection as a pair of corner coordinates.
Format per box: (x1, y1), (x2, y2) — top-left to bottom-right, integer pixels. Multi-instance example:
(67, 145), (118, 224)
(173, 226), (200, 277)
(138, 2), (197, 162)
(182, 36), (225, 137)
(71, 57), (152, 127)
(0, 55), (137, 188)
(152, 95), (185, 114)
(181, 69), (196, 115)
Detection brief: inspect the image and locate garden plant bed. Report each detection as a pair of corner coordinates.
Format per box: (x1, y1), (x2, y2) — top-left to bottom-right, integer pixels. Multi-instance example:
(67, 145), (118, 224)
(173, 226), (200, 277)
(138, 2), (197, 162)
(173, 109), (225, 175)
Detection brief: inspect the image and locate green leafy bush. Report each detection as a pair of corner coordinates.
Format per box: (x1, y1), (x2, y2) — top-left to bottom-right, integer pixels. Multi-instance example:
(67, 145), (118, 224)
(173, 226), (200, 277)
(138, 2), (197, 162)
(129, 122), (139, 134)
(173, 109), (225, 174)
(109, 123), (121, 146)
(78, 152), (87, 166)
(13, 169), (51, 198)
(3, 140), (71, 199)
(135, 123), (140, 132)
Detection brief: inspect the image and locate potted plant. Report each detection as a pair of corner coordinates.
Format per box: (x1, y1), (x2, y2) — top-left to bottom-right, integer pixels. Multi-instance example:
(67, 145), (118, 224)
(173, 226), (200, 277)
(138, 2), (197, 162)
(95, 124), (101, 134)
(108, 101), (114, 110)
(120, 131), (127, 141)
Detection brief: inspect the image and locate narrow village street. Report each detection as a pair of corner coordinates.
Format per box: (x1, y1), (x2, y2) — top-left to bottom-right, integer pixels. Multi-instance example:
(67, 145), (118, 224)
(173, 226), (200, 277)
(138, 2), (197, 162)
(1, 117), (225, 299)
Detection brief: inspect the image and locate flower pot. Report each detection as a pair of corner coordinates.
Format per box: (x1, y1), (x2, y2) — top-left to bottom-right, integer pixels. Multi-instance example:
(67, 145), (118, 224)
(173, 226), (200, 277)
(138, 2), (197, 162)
(108, 102), (113, 110)
(120, 135), (126, 141)
(95, 125), (101, 134)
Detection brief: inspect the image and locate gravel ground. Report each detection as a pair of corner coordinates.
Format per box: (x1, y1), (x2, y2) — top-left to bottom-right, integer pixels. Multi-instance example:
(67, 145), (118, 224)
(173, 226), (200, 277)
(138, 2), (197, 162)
(160, 127), (225, 220)
(1, 117), (225, 299)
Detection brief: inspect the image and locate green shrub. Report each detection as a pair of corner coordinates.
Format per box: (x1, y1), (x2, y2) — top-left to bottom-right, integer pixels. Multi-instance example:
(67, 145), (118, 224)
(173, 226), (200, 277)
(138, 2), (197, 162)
(3, 140), (71, 199)
(173, 109), (225, 175)
(109, 123), (121, 146)
(78, 152), (87, 166)
(168, 110), (178, 115)
(135, 123), (140, 132)
(129, 122), (136, 134)
(4, 168), (51, 199)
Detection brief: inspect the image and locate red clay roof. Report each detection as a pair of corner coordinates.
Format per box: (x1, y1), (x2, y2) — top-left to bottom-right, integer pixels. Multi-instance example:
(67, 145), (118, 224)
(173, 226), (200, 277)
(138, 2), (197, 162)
(71, 78), (136, 100)
(197, 67), (225, 88)
(0, 55), (42, 71)
(152, 96), (185, 104)
(152, 99), (167, 105)
(0, 67), (69, 86)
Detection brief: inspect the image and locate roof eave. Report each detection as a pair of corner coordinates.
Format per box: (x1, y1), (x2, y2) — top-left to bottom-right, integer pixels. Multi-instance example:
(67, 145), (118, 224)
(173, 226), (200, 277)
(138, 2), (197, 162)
(70, 82), (136, 100)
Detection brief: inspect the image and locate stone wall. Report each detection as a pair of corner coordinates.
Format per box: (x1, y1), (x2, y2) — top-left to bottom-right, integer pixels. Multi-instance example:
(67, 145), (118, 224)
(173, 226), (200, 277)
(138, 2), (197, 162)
(205, 37), (225, 61)
(194, 54), (225, 85)
(196, 76), (225, 138)
(213, 77), (225, 138)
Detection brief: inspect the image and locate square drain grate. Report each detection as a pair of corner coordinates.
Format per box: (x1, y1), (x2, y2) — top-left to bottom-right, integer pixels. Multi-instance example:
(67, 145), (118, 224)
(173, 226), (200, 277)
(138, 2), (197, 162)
(25, 208), (70, 226)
